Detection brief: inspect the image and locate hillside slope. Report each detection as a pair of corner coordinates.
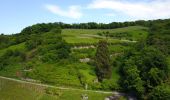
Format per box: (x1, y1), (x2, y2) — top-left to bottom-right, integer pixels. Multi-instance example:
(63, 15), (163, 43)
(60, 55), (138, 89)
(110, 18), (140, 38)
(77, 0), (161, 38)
(0, 26), (148, 90)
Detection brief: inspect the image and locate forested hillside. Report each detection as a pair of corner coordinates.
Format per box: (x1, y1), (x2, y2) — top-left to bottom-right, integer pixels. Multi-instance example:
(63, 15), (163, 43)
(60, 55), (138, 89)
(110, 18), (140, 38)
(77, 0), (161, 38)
(0, 19), (170, 100)
(117, 19), (170, 99)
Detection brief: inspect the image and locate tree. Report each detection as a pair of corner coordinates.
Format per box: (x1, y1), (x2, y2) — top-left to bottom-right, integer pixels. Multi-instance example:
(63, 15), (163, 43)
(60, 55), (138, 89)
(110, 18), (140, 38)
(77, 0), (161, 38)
(25, 34), (42, 50)
(149, 84), (170, 100)
(148, 68), (165, 87)
(50, 27), (62, 34)
(38, 28), (70, 62)
(147, 20), (170, 55)
(121, 59), (144, 97)
(0, 56), (7, 70)
(118, 45), (168, 99)
(95, 40), (111, 81)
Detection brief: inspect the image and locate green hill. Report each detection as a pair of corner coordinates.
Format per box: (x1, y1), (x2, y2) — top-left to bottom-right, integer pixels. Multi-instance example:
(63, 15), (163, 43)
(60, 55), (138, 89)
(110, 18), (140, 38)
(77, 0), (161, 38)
(0, 26), (148, 95)
(0, 19), (170, 99)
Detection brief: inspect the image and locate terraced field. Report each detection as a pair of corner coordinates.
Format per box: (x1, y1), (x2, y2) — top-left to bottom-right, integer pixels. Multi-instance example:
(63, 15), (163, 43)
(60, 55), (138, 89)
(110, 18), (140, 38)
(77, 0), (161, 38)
(62, 26), (148, 44)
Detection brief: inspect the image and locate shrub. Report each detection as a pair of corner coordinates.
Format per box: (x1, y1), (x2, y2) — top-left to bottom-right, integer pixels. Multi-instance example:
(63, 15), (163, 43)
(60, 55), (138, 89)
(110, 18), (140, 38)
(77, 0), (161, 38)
(101, 79), (121, 90)
(45, 88), (62, 96)
(149, 84), (170, 100)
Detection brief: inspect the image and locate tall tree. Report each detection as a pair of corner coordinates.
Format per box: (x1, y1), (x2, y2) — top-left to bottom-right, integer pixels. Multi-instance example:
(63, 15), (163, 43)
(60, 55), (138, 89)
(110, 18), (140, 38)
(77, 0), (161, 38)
(95, 40), (111, 81)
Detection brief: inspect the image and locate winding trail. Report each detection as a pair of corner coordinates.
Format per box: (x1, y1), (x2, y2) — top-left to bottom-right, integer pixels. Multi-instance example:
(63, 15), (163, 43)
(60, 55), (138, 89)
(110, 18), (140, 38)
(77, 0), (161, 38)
(0, 76), (112, 94)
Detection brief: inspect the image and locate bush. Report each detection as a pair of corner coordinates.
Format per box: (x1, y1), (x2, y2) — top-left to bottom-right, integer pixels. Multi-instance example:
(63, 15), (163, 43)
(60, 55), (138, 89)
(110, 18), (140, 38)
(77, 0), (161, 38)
(149, 84), (170, 100)
(3, 49), (13, 58)
(77, 71), (87, 85)
(89, 82), (102, 90)
(101, 79), (121, 90)
(45, 88), (62, 96)
(41, 52), (58, 62)
(57, 48), (70, 59)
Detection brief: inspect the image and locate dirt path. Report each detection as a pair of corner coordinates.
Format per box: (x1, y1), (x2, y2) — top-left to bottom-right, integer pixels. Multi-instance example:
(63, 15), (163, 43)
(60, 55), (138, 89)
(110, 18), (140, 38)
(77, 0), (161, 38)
(0, 76), (112, 94)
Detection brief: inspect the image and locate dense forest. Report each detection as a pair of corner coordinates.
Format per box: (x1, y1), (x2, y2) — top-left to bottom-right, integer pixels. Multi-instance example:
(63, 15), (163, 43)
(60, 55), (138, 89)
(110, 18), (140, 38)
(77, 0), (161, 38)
(117, 19), (170, 99)
(0, 19), (170, 100)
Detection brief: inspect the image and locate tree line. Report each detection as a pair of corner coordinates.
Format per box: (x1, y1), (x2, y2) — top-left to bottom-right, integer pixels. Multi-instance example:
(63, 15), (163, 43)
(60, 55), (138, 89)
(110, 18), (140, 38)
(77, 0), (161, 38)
(20, 19), (170, 36)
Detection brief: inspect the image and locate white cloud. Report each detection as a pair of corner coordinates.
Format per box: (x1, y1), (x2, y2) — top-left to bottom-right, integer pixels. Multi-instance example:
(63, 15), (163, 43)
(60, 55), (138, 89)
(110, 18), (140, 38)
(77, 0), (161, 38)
(45, 4), (82, 19)
(88, 0), (170, 20)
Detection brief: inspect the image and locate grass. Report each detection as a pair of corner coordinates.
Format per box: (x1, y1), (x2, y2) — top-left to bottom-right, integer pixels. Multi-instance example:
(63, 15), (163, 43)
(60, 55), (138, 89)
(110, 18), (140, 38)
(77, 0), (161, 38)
(59, 89), (111, 100)
(0, 77), (54, 100)
(63, 37), (99, 43)
(29, 63), (82, 88)
(0, 77), (112, 100)
(22, 61), (98, 89)
(62, 26), (148, 44)
(0, 63), (22, 78)
(0, 43), (26, 78)
(0, 42), (25, 56)
(110, 67), (120, 86)
(109, 44), (130, 53)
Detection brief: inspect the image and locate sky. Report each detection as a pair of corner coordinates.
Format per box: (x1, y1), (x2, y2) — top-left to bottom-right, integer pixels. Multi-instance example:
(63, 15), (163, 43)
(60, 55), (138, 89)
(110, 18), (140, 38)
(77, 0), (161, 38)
(1, 0), (170, 34)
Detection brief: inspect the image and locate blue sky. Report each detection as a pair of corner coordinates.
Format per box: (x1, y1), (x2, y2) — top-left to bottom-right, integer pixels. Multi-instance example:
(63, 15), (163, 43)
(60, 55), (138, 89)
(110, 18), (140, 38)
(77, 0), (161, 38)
(1, 0), (170, 34)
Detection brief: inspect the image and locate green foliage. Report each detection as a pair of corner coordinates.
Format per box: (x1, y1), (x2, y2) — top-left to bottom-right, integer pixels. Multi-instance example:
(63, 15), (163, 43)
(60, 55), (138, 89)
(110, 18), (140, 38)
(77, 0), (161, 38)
(147, 20), (170, 55)
(149, 84), (170, 100)
(51, 27), (62, 33)
(62, 26), (148, 44)
(77, 71), (87, 86)
(45, 88), (62, 96)
(101, 79), (120, 90)
(98, 31), (133, 40)
(118, 45), (168, 98)
(0, 34), (10, 49)
(0, 48), (26, 70)
(25, 34), (42, 50)
(0, 34), (22, 49)
(0, 57), (7, 70)
(39, 41), (70, 62)
(23, 28), (71, 62)
(1, 19), (170, 99)
(122, 62), (144, 96)
(95, 40), (111, 81)
(21, 23), (53, 35)
(148, 68), (165, 87)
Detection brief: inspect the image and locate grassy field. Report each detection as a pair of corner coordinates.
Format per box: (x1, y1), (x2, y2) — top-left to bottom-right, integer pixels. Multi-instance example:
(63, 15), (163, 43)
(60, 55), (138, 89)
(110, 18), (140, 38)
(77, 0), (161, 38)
(62, 26), (148, 44)
(0, 77), (112, 100)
